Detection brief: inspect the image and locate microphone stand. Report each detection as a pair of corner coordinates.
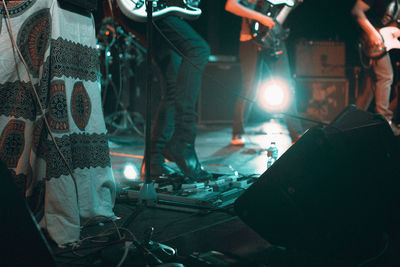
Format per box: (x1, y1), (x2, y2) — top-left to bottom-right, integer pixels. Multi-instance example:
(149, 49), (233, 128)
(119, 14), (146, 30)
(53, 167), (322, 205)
(139, 0), (158, 204)
(280, 112), (329, 127)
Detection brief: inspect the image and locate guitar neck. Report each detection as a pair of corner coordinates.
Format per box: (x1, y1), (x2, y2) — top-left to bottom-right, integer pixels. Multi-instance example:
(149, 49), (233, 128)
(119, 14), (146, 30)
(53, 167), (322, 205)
(275, 5), (293, 24)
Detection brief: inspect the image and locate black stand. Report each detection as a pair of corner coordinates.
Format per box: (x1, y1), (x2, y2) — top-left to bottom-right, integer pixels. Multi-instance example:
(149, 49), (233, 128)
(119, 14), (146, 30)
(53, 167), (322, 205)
(99, 17), (146, 143)
(139, 0), (158, 203)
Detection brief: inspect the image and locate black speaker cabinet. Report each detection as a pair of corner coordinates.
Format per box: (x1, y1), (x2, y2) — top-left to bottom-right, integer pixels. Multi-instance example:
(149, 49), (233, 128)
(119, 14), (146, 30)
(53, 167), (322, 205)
(198, 60), (242, 124)
(0, 161), (56, 266)
(234, 105), (400, 261)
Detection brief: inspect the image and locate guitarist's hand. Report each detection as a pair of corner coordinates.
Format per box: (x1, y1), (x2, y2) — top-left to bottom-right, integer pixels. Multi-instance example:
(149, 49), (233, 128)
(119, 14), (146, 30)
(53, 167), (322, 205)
(259, 16), (275, 29)
(368, 31), (384, 47)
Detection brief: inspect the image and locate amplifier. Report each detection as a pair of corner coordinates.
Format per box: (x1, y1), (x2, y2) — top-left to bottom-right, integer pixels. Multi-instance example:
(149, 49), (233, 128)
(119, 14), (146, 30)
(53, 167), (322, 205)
(296, 78), (349, 123)
(295, 40), (346, 78)
(198, 59), (242, 124)
(58, 0), (98, 13)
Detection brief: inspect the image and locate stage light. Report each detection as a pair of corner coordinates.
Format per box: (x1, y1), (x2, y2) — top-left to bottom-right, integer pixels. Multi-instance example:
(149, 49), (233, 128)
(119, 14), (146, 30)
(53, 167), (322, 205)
(123, 163), (139, 180)
(258, 78), (292, 112)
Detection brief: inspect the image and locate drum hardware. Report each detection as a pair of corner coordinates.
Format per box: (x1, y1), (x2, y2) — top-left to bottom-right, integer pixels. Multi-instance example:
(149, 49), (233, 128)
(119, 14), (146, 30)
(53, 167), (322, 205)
(97, 17), (147, 143)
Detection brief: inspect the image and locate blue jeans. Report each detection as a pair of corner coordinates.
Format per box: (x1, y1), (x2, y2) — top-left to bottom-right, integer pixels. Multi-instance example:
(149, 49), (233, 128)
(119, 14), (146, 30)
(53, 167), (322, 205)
(151, 16), (210, 156)
(355, 54), (393, 122)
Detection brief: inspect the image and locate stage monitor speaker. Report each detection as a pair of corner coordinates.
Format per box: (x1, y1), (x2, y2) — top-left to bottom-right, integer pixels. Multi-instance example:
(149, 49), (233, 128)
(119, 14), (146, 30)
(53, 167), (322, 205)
(0, 161), (56, 266)
(234, 105), (400, 261)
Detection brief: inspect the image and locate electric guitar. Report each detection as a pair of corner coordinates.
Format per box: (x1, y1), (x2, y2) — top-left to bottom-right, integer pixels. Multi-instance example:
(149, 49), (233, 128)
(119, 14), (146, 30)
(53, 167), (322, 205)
(359, 26), (400, 59)
(116, 0), (201, 22)
(249, 0), (299, 53)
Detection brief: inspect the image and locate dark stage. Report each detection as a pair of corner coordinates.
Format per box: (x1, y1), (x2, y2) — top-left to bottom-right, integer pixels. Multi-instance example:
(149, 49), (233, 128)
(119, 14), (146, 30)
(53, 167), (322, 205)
(45, 118), (400, 266)
(3, 0), (400, 266)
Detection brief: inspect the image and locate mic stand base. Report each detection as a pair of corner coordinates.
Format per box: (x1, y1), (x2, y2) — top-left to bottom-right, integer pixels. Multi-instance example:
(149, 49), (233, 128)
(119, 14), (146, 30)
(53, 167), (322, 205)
(139, 181), (158, 205)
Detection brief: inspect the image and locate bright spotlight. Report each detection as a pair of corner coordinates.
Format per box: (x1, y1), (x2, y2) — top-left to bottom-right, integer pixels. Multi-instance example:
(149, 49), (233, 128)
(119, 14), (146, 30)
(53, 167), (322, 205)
(123, 164), (139, 180)
(258, 78), (292, 112)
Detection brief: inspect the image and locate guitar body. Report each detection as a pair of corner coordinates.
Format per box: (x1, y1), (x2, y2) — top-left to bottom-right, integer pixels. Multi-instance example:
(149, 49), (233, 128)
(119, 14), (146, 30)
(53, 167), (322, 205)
(116, 0), (202, 22)
(360, 26), (400, 59)
(251, 20), (288, 53)
(249, 0), (294, 54)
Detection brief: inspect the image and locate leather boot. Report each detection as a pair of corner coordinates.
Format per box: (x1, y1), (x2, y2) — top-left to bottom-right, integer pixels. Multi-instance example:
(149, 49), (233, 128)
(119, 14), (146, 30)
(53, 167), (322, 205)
(141, 93), (176, 180)
(164, 140), (212, 181)
(140, 153), (176, 181)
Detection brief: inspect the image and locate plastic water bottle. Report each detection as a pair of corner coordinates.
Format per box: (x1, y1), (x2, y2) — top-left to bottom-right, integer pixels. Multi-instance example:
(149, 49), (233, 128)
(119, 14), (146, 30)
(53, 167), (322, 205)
(267, 142), (278, 168)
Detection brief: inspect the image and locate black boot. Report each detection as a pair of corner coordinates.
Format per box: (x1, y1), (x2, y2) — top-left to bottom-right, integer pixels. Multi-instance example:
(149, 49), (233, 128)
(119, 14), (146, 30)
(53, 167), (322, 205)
(140, 153), (176, 181)
(164, 140), (212, 181)
(141, 94), (176, 180)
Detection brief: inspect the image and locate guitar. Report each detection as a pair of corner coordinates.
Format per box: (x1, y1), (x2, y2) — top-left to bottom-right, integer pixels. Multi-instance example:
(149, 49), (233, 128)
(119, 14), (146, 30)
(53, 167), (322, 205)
(249, 0), (299, 53)
(359, 26), (400, 59)
(116, 0), (202, 22)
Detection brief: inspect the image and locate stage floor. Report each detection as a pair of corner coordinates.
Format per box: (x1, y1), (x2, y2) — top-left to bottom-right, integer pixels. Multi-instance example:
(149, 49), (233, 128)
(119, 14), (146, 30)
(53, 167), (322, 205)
(108, 119), (294, 182)
(51, 119), (400, 266)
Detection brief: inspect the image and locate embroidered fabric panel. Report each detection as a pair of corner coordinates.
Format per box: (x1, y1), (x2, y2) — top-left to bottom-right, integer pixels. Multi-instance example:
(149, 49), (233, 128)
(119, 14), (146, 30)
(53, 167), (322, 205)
(17, 8), (51, 78)
(0, 120), (26, 168)
(0, 0), (116, 246)
(45, 133), (111, 179)
(0, 0), (37, 18)
(32, 117), (48, 158)
(0, 81), (36, 120)
(47, 80), (69, 133)
(50, 37), (99, 82)
(71, 81), (92, 131)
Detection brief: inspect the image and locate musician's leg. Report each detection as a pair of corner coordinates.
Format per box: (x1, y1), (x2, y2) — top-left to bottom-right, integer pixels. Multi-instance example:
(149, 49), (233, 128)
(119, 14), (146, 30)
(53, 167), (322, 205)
(277, 45), (303, 141)
(142, 48), (180, 178)
(355, 68), (374, 111)
(154, 16), (212, 179)
(232, 40), (259, 144)
(261, 45), (303, 143)
(372, 54), (393, 122)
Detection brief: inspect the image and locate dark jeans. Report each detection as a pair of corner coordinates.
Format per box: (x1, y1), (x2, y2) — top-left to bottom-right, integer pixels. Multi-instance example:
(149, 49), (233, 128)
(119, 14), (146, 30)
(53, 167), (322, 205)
(232, 40), (303, 139)
(151, 16), (210, 157)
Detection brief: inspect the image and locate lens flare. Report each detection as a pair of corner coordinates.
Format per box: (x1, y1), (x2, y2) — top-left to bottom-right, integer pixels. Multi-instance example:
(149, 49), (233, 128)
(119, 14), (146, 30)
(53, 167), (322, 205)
(258, 79), (292, 112)
(123, 164), (139, 180)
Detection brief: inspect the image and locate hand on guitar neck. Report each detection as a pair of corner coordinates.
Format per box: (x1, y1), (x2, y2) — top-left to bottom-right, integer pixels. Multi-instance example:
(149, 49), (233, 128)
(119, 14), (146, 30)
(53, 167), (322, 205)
(250, 2), (296, 50)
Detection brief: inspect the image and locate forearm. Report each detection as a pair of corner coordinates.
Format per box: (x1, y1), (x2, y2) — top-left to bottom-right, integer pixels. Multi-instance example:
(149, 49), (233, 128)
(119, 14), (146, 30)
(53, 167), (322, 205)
(352, 0), (381, 40)
(225, 0), (259, 20)
(225, 0), (275, 27)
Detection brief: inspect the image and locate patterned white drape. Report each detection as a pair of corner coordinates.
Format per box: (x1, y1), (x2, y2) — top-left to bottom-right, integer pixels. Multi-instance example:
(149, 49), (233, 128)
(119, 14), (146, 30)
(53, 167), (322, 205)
(0, 0), (116, 246)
